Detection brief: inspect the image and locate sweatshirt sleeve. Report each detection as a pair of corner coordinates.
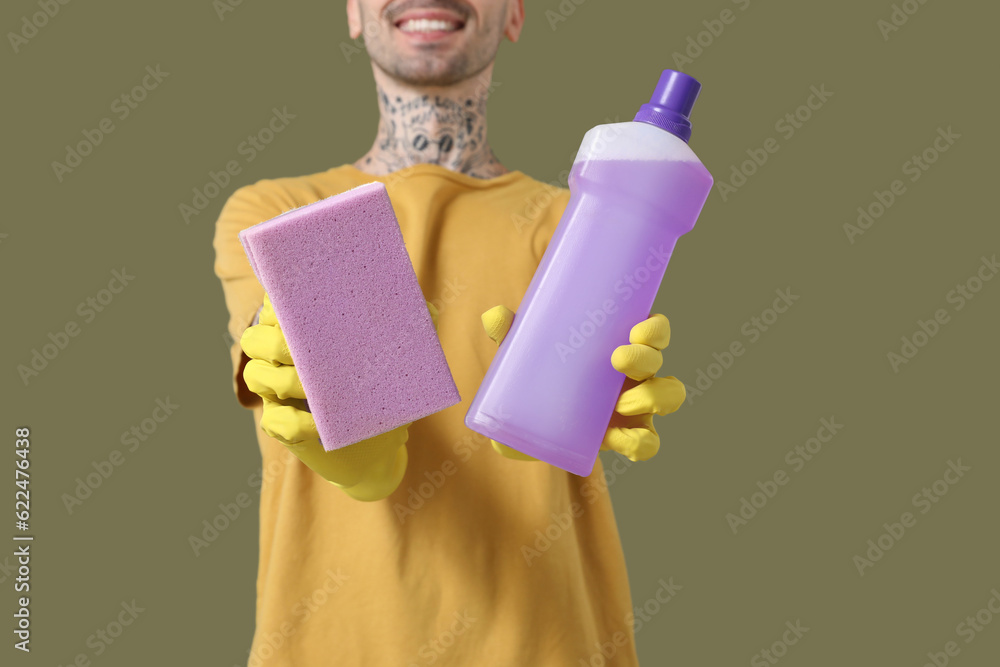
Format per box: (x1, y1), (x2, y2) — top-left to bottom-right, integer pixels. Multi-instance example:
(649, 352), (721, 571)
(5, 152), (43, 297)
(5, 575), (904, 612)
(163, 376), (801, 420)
(212, 183), (282, 409)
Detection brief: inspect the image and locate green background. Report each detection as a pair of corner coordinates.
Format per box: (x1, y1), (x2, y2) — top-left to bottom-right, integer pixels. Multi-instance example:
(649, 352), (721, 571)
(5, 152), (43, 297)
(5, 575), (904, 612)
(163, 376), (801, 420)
(5, 0), (998, 665)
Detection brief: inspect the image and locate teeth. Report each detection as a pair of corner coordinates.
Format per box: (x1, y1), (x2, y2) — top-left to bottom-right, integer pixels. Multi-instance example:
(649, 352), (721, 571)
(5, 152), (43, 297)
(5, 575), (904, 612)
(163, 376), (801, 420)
(399, 18), (459, 33)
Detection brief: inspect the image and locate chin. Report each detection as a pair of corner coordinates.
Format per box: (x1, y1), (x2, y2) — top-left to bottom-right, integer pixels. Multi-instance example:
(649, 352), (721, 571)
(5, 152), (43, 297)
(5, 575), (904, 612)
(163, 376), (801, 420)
(388, 60), (471, 87)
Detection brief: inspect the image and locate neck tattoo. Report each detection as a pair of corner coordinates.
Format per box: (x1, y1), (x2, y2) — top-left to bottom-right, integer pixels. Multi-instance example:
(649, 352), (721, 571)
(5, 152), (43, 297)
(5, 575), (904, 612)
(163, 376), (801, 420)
(357, 85), (508, 180)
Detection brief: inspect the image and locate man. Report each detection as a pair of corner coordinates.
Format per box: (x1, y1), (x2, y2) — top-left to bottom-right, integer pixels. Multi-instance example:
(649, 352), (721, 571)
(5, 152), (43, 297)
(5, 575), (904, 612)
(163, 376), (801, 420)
(212, 1), (686, 664)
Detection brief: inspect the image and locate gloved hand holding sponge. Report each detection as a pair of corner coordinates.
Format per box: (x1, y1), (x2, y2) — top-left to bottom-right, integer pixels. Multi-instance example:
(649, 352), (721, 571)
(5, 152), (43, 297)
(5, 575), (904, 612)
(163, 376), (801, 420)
(236, 181), (460, 501)
(241, 293), (440, 502)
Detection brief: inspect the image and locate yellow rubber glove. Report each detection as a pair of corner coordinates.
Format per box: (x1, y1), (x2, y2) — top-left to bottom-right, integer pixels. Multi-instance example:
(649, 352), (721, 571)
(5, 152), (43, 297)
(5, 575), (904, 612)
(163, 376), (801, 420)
(241, 293), (439, 501)
(480, 305), (686, 463)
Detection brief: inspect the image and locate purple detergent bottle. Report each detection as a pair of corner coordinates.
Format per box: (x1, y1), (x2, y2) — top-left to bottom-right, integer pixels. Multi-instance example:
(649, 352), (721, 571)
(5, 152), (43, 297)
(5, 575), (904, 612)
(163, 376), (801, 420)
(465, 69), (714, 476)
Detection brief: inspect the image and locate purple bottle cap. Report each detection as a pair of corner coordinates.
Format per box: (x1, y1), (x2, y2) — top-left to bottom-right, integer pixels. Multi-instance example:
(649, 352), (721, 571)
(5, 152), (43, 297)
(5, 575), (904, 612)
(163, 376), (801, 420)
(632, 69), (702, 143)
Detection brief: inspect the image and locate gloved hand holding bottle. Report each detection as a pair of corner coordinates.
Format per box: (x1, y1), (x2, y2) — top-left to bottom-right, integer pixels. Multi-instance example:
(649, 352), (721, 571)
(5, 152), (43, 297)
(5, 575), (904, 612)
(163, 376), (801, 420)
(479, 304), (686, 463)
(240, 293), (441, 501)
(465, 69), (712, 475)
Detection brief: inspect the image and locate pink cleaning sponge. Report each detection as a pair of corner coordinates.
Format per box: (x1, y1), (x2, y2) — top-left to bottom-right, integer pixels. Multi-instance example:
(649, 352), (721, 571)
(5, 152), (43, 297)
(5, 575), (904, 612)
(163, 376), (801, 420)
(238, 181), (460, 451)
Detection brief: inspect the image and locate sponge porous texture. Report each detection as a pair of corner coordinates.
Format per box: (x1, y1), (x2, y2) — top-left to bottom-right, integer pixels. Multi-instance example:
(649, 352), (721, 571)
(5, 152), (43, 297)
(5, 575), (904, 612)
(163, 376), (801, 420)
(239, 181), (461, 450)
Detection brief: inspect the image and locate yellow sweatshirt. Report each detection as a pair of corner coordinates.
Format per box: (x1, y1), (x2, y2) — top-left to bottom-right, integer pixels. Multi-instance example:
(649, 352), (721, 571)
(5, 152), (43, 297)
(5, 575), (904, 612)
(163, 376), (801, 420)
(213, 162), (640, 666)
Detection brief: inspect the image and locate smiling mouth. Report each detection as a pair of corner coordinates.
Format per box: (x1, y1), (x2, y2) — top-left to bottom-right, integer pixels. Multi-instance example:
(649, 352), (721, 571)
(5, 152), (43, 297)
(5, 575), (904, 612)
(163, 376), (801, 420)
(391, 5), (471, 43)
(396, 18), (464, 33)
